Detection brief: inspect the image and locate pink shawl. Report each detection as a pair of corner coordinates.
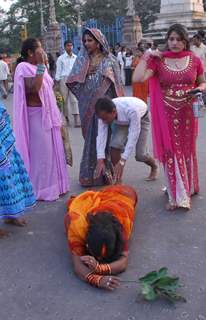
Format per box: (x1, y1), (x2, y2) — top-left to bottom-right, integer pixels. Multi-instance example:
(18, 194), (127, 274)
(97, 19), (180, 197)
(13, 62), (62, 171)
(149, 50), (193, 162)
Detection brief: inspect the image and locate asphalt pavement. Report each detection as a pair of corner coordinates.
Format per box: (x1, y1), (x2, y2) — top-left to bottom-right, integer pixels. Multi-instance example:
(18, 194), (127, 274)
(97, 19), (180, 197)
(0, 90), (206, 320)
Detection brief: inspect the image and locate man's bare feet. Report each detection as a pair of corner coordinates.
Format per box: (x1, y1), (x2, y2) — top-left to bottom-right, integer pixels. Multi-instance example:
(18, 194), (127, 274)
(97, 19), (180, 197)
(0, 229), (10, 238)
(4, 217), (27, 227)
(145, 165), (159, 181)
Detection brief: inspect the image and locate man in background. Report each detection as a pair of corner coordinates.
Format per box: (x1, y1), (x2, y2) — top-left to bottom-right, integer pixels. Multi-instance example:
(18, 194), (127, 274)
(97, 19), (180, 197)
(0, 55), (10, 94)
(55, 40), (80, 127)
(191, 34), (206, 71)
(191, 34), (206, 107)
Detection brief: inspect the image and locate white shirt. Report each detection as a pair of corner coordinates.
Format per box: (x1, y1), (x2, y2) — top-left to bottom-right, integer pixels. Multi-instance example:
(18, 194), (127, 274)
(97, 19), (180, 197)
(117, 52), (125, 67)
(55, 52), (77, 81)
(125, 56), (133, 68)
(0, 60), (10, 81)
(191, 43), (206, 70)
(96, 97), (147, 161)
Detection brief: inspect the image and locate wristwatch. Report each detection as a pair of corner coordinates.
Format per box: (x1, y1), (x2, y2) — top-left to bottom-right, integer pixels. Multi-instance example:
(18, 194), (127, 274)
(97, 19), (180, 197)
(119, 159), (126, 166)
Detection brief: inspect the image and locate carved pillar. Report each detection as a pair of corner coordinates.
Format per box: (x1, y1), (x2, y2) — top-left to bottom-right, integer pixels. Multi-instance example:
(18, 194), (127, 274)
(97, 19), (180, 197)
(43, 0), (61, 59)
(122, 0), (142, 48)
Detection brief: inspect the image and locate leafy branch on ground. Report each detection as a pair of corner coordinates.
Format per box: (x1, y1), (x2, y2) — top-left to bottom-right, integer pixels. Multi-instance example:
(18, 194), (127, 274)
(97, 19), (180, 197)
(138, 267), (186, 303)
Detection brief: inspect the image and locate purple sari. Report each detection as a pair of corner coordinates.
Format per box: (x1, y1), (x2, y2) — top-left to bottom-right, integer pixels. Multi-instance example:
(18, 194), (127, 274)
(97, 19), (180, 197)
(67, 28), (124, 186)
(13, 62), (69, 200)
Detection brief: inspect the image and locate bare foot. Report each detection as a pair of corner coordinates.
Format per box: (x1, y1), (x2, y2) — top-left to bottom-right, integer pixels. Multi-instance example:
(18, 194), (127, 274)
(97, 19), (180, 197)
(4, 218), (27, 227)
(145, 165), (159, 181)
(165, 202), (177, 211)
(0, 229), (10, 238)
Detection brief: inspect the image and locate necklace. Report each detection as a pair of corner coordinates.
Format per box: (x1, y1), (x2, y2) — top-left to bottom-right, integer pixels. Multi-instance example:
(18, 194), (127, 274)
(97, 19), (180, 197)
(165, 56), (190, 71)
(88, 52), (104, 74)
(89, 52), (104, 67)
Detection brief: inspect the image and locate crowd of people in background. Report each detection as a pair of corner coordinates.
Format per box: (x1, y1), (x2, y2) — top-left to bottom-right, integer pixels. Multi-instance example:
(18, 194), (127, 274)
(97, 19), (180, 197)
(1, 23), (206, 290)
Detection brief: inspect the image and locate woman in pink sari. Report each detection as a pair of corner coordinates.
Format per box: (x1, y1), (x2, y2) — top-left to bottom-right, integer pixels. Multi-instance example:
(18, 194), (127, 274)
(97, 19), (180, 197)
(13, 38), (69, 201)
(133, 24), (206, 210)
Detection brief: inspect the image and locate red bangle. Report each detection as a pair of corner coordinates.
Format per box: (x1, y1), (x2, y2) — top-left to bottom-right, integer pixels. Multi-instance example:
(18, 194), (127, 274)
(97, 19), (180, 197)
(95, 263), (112, 275)
(85, 272), (104, 287)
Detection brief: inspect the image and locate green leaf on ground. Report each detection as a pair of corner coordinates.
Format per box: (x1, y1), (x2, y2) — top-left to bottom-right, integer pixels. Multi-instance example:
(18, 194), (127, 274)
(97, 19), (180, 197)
(138, 268), (186, 304)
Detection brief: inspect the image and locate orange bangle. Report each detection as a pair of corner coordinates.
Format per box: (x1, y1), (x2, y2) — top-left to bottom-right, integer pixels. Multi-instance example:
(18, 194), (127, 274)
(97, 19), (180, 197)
(95, 263), (111, 275)
(85, 272), (103, 287)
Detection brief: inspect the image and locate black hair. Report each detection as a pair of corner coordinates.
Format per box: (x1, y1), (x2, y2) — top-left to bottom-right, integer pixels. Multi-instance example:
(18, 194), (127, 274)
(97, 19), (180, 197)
(82, 29), (103, 52)
(86, 212), (124, 263)
(165, 24), (190, 51)
(153, 42), (159, 49)
(198, 30), (205, 38)
(95, 97), (116, 114)
(47, 53), (55, 70)
(110, 47), (116, 55)
(16, 38), (40, 65)
(138, 42), (144, 48)
(64, 39), (73, 47)
(0, 55), (2, 60)
(193, 34), (202, 41)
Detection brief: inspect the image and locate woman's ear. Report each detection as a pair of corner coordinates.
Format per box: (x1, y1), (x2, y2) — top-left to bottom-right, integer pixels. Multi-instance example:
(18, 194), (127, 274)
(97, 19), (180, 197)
(183, 40), (187, 50)
(28, 49), (33, 58)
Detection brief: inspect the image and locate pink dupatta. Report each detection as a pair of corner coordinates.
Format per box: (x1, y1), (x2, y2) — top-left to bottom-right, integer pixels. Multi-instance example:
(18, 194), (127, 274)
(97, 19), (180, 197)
(149, 50), (193, 162)
(13, 62), (62, 171)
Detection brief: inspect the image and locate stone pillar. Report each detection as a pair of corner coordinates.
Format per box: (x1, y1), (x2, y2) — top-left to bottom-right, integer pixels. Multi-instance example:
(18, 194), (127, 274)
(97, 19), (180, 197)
(122, 0), (142, 49)
(43, 0), (61, 59)
(144, 0), (206, 41)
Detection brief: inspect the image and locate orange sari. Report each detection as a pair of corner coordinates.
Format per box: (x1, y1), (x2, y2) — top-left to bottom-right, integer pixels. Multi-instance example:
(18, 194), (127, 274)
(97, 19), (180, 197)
(65, 185), (137, 256)
(132, 56), (148, 103)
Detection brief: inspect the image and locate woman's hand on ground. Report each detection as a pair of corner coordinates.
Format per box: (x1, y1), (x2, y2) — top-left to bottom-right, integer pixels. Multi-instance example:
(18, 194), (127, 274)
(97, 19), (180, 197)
(99, 276), (121, 291)
(80, 255), (98, 271)
(94, 159), (105, 179)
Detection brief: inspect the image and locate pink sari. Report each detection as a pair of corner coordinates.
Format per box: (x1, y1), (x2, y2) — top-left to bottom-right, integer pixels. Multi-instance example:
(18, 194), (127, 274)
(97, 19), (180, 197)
(13, 62), (69, 200)
(148, 51), (204, 208)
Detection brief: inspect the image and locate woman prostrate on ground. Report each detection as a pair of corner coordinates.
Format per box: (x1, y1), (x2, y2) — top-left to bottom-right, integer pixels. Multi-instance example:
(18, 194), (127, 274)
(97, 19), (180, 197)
(65, 185), (137, 290)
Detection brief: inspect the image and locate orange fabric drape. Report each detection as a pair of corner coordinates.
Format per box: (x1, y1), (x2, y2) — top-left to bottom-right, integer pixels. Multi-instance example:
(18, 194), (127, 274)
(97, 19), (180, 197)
(132, 56), (148, 103)
(65, 185), (137, 255)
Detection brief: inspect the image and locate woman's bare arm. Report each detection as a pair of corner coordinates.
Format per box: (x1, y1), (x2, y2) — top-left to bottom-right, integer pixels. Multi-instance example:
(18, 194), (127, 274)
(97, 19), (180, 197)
(108, 252), (129, 274)
(132, 51), (163, 83)
(71, 254), (121, 290)
(72, 254), (91, 281)
(80, 251), (129, 275)
(196, 74), (206, 92)
(24, 47), (46, 93)
(132, 59), (154, 83)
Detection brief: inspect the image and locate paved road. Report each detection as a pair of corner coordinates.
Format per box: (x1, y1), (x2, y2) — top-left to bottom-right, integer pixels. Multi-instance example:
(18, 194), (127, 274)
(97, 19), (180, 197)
(1, 91), (206, 320)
